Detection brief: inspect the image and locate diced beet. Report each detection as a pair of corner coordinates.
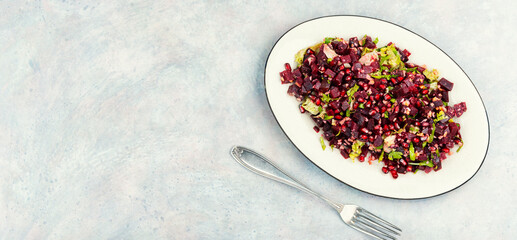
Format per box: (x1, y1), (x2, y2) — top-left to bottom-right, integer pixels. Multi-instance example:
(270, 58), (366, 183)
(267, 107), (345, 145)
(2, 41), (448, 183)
(292, 68), (302, 79)
(300, 85), (309, 95)
(354, 91), (368, 100)
(409, 106), (418, 116)
(287, 85), (300, 96)
(438, 78), (454, 91)
(449, 122), (459, 137)
(340, 149), (349, 159)
(441, 91), (449, 102)
(313, 81), (321, 90)
(324, 68), (336, 78)
(432, 100), (443, 107)
(329, 87), (340, 98)
(303, 81), (313, 91)
(303, 54), (316, 66)
(340, 101), (350, 111)
(373, 135), (383, 147)
(446, 106), (456, 118)
(300, 65), (311, 75)
(341, 55), (352, 63)
(352, 62), (362, 72)
(316, 50), (328, 66)
(334, 71), (344, 84)
(356, 73), (369, 79)
(323, 131), (334, 141)
(328, 101), (340, 109)
(370, 61), (379, 70)
(453, 102), (467, 117)
(332, 41), (348, 55)
(362, 66), (373, 74)
(349, 37), (360, 48)
(279, 70), (294, 84)
(320, 81), (330, 92)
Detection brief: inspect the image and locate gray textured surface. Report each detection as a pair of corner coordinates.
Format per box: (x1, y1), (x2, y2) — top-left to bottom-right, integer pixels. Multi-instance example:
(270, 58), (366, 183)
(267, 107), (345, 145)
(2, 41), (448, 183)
(1, 1), (516, 239)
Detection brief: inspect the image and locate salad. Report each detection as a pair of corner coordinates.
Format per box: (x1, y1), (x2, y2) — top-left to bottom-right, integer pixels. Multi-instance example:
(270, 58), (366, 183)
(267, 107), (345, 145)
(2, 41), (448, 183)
(279, 35), (467, 179)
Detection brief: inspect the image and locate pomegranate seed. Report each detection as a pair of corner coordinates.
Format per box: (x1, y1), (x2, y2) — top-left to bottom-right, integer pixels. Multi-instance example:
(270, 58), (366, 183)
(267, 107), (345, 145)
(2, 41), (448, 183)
(388, 165), (395, 170)
(339, 65), (345, 70)
(360, 135), (368, 140)
(369, 109), (377, 116)
(357, 97), (365, 103)
(397, 76), (404, 82)
(443, 148), (450, 153)
(383, 125), (389, 131)
(300, 105), (306, 113)
(386, 103), (392, 108)
(406, 166), (413, 172)
(374, 125), (381, 130)
(415, 122), (421, 126)
(345, 69), (351, 74)
(381, 106), (387, 113)
(345, 75), (352, 81)
(353, 102), (359, 109)
(413, 137), (420, 143)
(429, 146), (436, 151)
(400, 159), (407, 166)
(391, 78), (397, 84)
(369, 95), (375, 102)
(454, 139), (461, 144)
(390, 169), (398, 178)
(341, 125), (347, 131)
(341, 91), (346, 97)
(313, 126), (320, 133)
(365, 101), (372, 108)
(361, 128), (369, 134)
(374, 94), (381, 101)
(368, 136), (374, 142)
(335, 115), (343, 120)
(394, 123), (400, 130)
(385, 95), (391, 101)
(379, 84), (386, 89)
(362, 85), (369, 91)
(285, 63), (292, 71)
(382, 167), (388, 174)
(359, 156), (365, 162)
(389, 124), (395, 130)
(402, 142), (409, 148)
(394, 106), (399, 113)
(416, 101), (422, 107)
(310, 95), (316, 101)
(421, 89), (429, 95)
(318, 66), (325, 72)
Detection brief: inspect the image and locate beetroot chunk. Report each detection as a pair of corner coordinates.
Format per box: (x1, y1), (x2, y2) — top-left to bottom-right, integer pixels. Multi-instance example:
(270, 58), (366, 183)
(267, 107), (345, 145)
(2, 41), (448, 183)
(280, 70), (294, 84)
(453, 102), (467, 117)
(438, 78), (454, 91)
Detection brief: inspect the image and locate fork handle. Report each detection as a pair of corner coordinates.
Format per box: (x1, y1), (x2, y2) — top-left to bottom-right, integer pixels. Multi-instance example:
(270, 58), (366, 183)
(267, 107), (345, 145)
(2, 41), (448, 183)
(231, 146), (343, 211)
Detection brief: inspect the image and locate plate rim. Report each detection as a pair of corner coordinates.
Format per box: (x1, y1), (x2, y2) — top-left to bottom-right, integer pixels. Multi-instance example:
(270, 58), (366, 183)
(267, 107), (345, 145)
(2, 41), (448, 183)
(263, 15), (491, 200)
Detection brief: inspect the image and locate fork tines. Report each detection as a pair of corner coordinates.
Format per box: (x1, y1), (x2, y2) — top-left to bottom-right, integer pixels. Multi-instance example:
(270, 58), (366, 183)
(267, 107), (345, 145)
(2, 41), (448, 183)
(351, 208), (402, 240)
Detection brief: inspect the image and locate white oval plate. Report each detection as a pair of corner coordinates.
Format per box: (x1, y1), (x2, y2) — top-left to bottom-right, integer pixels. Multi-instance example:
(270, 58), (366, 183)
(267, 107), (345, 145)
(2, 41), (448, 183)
(264, 16), (489, 199)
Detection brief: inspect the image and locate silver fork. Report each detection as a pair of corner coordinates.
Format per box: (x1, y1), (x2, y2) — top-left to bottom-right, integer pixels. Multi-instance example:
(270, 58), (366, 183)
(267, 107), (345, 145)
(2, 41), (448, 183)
(230, 146), (402, 240)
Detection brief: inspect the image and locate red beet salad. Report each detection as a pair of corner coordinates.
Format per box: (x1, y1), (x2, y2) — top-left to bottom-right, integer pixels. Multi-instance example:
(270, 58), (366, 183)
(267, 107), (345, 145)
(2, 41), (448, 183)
(279, 35), (467, 179)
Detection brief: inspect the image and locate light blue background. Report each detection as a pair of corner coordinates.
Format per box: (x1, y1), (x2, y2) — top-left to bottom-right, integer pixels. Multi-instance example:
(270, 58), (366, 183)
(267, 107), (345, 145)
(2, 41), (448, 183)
(1, 1), (515, 239)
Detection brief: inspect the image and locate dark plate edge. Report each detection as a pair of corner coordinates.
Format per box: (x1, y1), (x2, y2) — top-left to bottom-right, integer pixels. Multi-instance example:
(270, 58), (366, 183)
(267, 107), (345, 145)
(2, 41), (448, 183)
(263, 15), (491, 200)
